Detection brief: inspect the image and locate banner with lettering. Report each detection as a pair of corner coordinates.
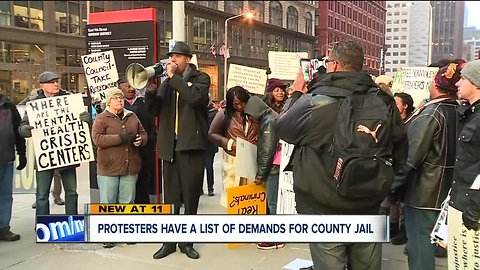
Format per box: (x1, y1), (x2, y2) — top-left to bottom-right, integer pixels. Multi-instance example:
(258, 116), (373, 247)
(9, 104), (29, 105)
(26, 94), (95, 171)
(277, 140), (297, 214)
(227, 64), (268, 95)
(447, 206), (480, 270)
(81, 50), (118, 101)
(391, 67), (439, 108)
(268, 51), (309, 81)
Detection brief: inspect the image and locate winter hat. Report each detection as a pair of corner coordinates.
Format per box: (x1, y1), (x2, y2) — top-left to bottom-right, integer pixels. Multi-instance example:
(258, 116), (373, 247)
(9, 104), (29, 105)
(105, 88), (124, 105)
(38, 71), (60, 83)
(434, 60), (466, 93)
(461, 59), (480, 89)
(266, 78), (287, 92)
(375, 75), (393, 86)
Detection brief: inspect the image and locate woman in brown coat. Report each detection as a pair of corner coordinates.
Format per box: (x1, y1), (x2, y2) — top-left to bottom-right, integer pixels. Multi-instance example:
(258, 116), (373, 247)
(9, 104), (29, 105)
(92, 88), (147, 206)
(208, 86), (259, 207)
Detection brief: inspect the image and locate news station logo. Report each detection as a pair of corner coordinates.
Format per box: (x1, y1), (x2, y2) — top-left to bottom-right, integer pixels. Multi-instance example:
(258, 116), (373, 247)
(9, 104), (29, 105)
(36, 215), (85, 242)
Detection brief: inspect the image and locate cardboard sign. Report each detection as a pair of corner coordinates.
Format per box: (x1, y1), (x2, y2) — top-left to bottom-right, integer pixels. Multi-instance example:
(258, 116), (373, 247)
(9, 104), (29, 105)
(268, 51), (309, 81)
(26, 94), (95, 171)
(277, 140), (297, 214)
(391, 67), (439, 108)
(227, 184), (267, 215)
(81, 50), (119, 101)
(227, 64), (268, 95)
(447, 206), (480, 270)
(227, 184), (267, 248)
(234, 137), (257, 179)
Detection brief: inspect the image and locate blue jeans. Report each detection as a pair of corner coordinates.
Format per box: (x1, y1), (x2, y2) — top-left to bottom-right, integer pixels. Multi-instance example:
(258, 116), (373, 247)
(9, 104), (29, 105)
(97, 174), (138, 203)
(266, 173), (279, 214)
(36, 168), (78, 215)
(296, 198), (382, 270)
(404, 205), (438, 270)
(0, 162), (14, 229)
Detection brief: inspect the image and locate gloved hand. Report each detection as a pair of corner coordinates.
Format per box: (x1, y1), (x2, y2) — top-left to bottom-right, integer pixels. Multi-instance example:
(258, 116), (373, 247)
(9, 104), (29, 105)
(79, 111), (91, 123)
(462, 206), (480, 231)
(16, 155), (27, 170)
(119, 133), (137, 145)
(19, 125), (34, 138)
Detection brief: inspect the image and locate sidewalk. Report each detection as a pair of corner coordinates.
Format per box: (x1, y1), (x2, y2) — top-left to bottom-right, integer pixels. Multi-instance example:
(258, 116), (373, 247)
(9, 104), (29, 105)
(1, 153), (447, 270)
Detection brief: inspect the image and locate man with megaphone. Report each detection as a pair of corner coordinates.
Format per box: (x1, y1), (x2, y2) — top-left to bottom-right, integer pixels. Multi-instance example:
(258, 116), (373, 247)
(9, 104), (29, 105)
(145, 41), (210, 260)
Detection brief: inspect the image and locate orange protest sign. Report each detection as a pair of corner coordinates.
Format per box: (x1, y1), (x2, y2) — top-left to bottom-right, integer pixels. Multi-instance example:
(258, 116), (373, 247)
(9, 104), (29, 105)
(227, 184), (267, 248)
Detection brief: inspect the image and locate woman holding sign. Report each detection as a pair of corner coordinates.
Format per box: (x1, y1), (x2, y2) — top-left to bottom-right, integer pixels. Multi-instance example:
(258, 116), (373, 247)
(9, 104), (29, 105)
(208, 86), (259, 207)
(92, 88), (147, 248)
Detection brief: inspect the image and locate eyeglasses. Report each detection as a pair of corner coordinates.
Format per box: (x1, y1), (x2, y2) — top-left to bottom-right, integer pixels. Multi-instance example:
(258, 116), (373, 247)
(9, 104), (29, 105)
(111, 95), (124, 101)
(325, 59), (337, 65)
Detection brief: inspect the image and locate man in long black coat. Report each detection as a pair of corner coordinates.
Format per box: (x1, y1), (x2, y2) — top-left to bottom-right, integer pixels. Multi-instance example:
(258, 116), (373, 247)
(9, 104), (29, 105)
(145, 41), (210, 260)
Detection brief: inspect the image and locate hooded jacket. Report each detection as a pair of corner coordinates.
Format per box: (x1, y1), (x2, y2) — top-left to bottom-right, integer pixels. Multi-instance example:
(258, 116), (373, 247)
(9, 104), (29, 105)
(244, 96), (278, 181)
(0, 95), (26, 164)
(276, 72), (407, 214)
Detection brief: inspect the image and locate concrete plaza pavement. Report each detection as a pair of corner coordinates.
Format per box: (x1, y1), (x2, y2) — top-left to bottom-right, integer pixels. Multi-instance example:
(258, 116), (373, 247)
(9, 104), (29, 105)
(1, 153), (447, 270)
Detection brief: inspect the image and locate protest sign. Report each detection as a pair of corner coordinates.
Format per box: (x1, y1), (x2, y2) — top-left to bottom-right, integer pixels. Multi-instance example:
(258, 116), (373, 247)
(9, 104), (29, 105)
(268, 51), (309, 81)
(227, 64), (267, 95)
(81, 50), (118, 101)
(234, 137), (257, 179)
(447, 206), (480, 270)
(277, 141), (297, 214)
(227, 184), (267, 248)
(26, 94), (95, 171)
(392, 67), (438, 108)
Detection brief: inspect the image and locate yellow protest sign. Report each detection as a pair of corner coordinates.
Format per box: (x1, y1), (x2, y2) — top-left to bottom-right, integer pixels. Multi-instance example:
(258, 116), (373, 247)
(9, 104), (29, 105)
(227, 184), (267, 248)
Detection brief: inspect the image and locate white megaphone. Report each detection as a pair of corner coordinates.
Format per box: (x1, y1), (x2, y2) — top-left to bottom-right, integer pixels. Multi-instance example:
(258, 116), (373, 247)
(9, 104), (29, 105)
(125, 62), (164, 89)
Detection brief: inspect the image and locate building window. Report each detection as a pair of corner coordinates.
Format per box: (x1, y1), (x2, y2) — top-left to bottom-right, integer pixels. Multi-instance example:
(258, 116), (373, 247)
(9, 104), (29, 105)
(269, 1), (282, 27)
(193, 17), (218, 52)
(249, 1), (264, 22)
(196, 1), (218, 9)
(157, 8), (172, 48)
(13, 1), (44, 30)
(224, 1), (244, 15)
(286, 6), (298, 31)
(305, 12), (312, 35)
(0, 1), (11, 26)
(268, 34), (284, 52)
(55, 1), (80, 34)
(247, 29), (265, 58)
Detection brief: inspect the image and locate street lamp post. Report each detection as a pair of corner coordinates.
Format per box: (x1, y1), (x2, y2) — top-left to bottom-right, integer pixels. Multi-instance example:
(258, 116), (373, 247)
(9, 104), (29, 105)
(223, 12), (253, 99)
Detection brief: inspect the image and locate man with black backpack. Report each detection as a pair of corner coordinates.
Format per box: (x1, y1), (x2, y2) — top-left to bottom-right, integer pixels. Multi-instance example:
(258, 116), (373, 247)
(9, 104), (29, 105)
(276, 40), (407, 270)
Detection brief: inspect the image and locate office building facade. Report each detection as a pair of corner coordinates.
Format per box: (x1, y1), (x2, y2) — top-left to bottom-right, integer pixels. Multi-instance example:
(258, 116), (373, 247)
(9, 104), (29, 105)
(0, 1), (317, 103)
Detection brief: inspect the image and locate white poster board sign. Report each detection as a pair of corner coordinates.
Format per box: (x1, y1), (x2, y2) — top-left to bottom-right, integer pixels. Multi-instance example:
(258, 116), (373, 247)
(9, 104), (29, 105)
(26, 94), (95, 171)
(227, 64), (268, 95)
(234, 137), (257, 179)
(268, 51), (309, 81)
(447, 206), (480, 270)
(277, 140), (297, 214)
(81, 50), (118, 101)
(392, 67), (438, 108)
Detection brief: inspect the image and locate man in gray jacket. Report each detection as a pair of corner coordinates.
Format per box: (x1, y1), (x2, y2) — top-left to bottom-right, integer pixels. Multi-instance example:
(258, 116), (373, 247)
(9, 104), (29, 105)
(0, 91), (26, 241)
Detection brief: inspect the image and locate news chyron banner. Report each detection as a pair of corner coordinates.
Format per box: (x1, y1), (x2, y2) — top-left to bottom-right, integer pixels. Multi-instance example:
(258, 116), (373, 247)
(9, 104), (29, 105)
(36, 204), (389, 243)
(25, 94), (95, 171)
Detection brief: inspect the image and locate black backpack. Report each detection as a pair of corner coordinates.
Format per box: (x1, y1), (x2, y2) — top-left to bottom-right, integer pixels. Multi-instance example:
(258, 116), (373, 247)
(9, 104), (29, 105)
(331, 87), (394, 199)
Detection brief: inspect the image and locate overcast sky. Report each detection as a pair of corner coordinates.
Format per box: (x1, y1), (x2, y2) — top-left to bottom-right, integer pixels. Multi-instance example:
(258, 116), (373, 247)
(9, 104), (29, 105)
(465, 1), (480, 28)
